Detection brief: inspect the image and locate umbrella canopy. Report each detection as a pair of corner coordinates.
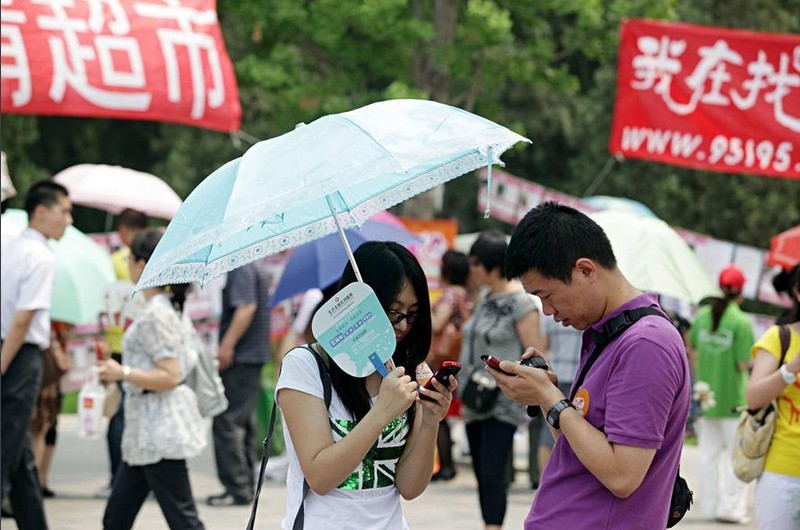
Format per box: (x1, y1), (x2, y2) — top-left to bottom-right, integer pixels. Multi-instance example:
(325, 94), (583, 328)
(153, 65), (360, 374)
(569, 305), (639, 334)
(767, 225), (800, 270)
(588, 210), (719, 304)
(1, 209), (116, 325)
(53, 164), (182, 219)
(582, 195), (658, 218)
(138, 99), (529, 290)
(271, 216), (421, 306)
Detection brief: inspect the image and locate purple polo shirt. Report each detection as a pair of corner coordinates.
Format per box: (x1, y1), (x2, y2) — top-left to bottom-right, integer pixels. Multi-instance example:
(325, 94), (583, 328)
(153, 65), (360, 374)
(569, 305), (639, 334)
(525, 293), (690, 530)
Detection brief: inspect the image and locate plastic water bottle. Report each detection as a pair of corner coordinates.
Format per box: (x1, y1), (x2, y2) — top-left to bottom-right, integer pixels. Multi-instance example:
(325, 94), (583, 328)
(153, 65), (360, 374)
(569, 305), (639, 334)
(77, 344), (107, 440)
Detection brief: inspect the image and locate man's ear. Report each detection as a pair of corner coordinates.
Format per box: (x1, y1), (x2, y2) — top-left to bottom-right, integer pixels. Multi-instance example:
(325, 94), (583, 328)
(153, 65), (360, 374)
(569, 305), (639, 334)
(574, 258), (597, 279)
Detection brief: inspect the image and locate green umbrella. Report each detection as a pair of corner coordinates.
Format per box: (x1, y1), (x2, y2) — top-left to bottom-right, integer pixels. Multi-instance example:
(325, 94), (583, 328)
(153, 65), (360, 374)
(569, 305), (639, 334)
(588, 210), (720, 305)
(1, 209), (115, 325)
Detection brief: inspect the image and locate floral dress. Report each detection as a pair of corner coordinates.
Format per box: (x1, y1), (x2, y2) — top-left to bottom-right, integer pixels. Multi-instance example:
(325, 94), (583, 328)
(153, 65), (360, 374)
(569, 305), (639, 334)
(121, 293), (206, 466)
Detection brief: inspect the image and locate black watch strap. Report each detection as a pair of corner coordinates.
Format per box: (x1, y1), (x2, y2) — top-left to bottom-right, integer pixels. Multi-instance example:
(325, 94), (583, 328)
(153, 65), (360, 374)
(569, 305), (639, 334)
(546, 399), (574, 430)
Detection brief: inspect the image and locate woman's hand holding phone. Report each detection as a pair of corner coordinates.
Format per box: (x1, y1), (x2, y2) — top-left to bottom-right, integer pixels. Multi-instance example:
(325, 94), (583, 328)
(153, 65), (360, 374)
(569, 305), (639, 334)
(420, 362), (461, 402)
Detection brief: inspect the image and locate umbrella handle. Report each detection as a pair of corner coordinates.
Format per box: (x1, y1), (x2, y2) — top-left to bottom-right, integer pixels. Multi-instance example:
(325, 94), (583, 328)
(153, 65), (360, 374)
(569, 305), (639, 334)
(325, 195), (363, 282)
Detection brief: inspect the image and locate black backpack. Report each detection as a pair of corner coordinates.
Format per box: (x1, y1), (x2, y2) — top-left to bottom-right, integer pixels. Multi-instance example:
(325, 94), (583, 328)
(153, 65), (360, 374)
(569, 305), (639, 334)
(572, 307), (693, 528)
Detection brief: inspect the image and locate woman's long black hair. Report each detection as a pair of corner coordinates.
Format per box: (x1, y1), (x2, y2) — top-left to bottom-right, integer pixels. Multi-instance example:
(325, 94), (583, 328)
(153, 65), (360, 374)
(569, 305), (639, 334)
(327, 241), (431, 430)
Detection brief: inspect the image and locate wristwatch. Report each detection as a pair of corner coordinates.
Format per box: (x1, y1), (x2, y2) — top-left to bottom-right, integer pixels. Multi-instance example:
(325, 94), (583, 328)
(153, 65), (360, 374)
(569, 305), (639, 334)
(122, 365), (131, 381)
(546, 399), (574, 430)
(780, 365), (797, 385)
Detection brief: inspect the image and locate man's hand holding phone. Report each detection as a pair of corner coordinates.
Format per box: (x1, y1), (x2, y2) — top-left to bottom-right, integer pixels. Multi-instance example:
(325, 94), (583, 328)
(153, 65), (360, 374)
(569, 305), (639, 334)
(483, 350), (562, 410)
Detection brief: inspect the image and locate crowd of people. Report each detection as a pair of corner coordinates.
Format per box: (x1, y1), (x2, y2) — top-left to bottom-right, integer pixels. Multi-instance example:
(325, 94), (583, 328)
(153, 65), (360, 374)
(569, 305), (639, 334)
(1, 180), (798, 530)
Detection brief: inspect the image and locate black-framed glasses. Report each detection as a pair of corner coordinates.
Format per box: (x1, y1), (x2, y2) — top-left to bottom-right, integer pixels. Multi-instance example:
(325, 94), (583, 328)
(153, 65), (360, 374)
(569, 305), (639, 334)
(387, 310), (418, 326)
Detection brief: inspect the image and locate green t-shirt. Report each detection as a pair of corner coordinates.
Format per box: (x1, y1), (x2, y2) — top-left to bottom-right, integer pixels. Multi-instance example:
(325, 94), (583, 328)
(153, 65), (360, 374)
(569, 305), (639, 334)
(689, 303), (754, 418)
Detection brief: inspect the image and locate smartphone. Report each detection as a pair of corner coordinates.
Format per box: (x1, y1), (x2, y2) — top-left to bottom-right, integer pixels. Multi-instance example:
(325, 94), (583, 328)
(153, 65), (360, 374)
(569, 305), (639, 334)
(520, 356), (549, 418)
(420, 361), (461, 401)
(480, 355), (514, 376)
(521, 356), (548, 370)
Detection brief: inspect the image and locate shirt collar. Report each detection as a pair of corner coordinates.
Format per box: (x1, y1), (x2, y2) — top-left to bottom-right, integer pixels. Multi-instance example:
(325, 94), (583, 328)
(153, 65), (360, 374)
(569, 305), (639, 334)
(21, 227), (50, 244)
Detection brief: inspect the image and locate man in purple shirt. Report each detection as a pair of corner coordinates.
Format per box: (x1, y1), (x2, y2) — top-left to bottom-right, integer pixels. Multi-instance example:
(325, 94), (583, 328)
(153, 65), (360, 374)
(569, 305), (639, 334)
(489, 202), (691, 529)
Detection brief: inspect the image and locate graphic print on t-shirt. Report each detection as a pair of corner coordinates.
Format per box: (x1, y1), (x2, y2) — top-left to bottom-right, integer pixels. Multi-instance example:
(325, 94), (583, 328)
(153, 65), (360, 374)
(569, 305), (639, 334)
(331, 416), (409, 490)
(697, 328), (733, 354)
(573, 388), (590, 417)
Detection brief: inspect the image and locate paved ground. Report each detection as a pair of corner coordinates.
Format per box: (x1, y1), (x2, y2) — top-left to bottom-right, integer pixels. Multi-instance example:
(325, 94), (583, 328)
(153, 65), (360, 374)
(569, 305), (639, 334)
(4, 415), (757, 529)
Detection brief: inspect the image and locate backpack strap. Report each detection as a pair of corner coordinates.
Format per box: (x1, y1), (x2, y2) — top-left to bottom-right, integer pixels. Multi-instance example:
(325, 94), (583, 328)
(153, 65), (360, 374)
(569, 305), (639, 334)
(570, 307), (670, 402)
(292, 345), (332, 530)
(778, 325), (790, 366)
(246, 345), (332, 530)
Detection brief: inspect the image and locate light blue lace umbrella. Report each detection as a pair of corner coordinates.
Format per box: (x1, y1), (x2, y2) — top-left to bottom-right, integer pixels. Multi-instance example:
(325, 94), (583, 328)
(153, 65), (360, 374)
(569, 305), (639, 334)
(137, 99), (529, 289)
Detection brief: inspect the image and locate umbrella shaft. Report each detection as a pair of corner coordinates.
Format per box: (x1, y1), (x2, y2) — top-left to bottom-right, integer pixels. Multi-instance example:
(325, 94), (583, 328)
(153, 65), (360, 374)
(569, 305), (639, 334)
(325, 194), (363, 283)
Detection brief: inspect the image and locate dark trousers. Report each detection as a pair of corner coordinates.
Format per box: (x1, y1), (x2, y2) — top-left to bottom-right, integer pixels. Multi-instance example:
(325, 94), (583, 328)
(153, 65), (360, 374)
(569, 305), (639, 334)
(107, 382), (125, 483)
(211, 363), (262, 500)
(0, 343), (48, 530)
(103, 459), (204, 530)
(465, 418), (517, 526)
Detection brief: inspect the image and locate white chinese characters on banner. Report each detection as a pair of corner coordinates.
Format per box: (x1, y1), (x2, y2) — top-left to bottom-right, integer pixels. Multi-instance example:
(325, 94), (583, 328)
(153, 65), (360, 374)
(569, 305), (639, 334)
(631, 36), (800, 133)
(0, 0), (31, 106)
(0, 0), (240, 131)
(37, 0), (150, 111)
(134, 0), (224, 119)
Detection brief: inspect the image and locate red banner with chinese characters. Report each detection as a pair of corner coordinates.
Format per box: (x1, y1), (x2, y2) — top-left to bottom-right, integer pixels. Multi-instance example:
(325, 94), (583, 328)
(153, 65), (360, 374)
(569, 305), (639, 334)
(0, 0), (241, 132)
(609, 19), (800, 180)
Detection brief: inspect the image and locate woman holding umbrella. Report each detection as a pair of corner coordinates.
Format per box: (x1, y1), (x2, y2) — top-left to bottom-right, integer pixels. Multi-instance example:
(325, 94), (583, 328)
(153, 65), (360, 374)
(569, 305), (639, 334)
(276, 241), (456, 529)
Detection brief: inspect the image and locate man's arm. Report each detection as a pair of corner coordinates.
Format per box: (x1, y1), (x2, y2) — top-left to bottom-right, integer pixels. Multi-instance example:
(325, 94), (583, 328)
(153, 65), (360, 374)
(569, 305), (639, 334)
(555, 406), (656, 497)
(489, 360), (656, 498)
(218, 303), (257, 370)
(1, 310), (37, 375)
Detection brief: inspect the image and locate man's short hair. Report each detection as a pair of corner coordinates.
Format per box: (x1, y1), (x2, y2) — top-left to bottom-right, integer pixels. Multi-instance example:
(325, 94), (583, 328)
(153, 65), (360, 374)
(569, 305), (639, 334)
(506, 201), (616, 282)
(24, 180), (69, 217)
(117, 208), (148, 230)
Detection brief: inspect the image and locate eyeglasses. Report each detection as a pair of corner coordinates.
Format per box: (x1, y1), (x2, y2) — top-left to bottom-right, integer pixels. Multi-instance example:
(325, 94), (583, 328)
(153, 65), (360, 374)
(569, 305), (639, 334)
(387, 310), (418, 326)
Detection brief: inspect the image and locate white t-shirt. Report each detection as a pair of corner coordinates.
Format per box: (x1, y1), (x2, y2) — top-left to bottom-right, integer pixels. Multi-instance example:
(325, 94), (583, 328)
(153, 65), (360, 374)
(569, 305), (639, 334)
(276, 347), (410, 530)
(1, 228), (55, 349)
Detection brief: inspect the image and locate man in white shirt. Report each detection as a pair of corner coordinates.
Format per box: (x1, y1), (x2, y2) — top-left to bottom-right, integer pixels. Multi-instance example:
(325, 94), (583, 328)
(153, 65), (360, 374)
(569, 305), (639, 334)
(1, 180), (72, 530)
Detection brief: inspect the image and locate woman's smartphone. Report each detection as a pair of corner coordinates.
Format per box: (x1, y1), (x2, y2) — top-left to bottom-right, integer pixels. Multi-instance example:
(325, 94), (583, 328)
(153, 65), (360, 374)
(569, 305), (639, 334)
(480, 355), (514, 376)
(420, 361), (461, 401)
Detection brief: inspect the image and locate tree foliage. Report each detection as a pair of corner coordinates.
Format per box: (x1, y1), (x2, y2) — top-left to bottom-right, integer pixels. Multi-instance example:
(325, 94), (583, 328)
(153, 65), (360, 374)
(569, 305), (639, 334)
(1, 0), (798, 245)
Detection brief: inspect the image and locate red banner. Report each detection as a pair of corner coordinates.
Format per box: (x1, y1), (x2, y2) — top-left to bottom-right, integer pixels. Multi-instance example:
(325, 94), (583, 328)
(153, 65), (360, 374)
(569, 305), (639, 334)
(609, 19), (800, 180)
(0, 0), (241, 132)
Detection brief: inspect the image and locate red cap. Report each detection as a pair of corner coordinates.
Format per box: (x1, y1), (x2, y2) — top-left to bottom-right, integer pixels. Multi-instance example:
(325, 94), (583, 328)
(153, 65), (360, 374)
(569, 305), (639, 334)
(718, 264), (746, 292)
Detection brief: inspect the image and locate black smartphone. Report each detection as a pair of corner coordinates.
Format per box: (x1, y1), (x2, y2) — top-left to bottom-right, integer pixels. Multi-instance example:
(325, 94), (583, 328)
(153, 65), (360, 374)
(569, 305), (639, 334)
(521, 356), (549, 418)
(521, 356), (548, 370)
(421, 361), (461, 401)
(480, 355), (514, 376)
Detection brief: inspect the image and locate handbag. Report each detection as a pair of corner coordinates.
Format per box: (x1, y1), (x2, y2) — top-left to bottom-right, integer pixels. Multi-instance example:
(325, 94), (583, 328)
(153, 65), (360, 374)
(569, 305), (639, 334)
(731, 325), (789, 483)
(460, 365), (500, 413)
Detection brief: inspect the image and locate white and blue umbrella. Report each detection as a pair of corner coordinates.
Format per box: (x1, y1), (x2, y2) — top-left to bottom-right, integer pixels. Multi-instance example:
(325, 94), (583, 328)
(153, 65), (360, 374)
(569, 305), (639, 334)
(137, 99), (530, 290)
(271, 216), (421, 307)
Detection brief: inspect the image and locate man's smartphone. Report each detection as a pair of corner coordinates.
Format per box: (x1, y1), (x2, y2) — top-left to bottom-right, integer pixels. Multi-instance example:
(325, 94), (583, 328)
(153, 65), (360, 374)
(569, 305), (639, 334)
(521, 356), (548, 370)
(480, 355), (514, 376)
(421, 361), (461, 401)
(520, 356), (550, 418)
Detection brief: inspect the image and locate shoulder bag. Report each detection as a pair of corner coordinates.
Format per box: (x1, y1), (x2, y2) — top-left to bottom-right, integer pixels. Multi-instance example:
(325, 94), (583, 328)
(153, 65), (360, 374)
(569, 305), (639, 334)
(731, 325), (790, 483)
